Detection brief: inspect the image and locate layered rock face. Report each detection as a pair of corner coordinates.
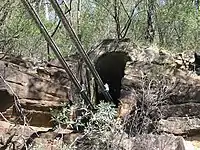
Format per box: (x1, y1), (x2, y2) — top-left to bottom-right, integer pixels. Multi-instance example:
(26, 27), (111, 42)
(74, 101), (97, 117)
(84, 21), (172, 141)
(0, 54), (72, 127)
(120, 47), (200, 137)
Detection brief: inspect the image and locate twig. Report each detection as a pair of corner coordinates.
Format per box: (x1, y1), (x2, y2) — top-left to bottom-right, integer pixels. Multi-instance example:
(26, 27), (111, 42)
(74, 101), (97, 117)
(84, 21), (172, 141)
(0, 132), (15, 150)
(0, 112), (10, 123)
(121, 0), (143, 38)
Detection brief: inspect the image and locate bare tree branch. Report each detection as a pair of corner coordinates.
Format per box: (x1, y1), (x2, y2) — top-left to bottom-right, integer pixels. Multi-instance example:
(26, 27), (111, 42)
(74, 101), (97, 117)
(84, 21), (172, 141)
(121, 0), (143, 39)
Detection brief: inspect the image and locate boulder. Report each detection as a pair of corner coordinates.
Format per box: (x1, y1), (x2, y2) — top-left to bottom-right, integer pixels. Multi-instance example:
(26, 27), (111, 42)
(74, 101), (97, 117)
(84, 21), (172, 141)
(0, 120), (78, 150)
(113, 133), (194, 150)
(160, 103), (200, 118)
(158, 117), (200, 135)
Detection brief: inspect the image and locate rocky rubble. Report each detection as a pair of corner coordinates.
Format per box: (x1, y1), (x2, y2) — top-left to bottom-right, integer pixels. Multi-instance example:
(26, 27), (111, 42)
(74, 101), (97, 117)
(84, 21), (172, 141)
(113, 133), (195, 150)
(0, 120), (79, 149)
(158, 117), (200, 136)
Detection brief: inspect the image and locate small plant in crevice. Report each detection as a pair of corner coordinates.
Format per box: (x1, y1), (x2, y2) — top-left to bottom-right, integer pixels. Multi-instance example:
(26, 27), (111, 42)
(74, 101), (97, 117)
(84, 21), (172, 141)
(87, 102), (117, 130)
(50, 101), (91, 131)
(50, 102), (72, 129)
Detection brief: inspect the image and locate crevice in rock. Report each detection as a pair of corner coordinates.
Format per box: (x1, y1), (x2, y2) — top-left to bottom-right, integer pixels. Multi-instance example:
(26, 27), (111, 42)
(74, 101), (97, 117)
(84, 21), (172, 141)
(0, 90), (14, 112)
(94, 51), (131, 107)
(6, 80), (24, 86)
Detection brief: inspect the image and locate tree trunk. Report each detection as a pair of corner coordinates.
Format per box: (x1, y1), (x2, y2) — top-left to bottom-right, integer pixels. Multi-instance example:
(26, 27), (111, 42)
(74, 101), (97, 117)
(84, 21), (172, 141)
(145, 0), (155, 43)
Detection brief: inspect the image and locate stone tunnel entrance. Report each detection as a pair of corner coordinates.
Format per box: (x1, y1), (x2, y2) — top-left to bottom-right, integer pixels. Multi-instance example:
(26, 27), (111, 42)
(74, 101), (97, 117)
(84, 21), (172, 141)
(94, 51), (131, 107)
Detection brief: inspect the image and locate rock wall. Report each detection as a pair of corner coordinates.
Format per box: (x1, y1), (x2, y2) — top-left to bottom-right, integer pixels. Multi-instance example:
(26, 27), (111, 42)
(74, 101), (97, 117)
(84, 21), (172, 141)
(0, 54), (74, 127)
(118, 45), (200, 138)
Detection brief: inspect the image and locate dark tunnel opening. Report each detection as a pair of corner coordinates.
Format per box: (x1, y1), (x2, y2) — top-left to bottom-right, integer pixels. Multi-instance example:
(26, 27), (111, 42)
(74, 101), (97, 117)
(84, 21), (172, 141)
(94, 51), (131, 107)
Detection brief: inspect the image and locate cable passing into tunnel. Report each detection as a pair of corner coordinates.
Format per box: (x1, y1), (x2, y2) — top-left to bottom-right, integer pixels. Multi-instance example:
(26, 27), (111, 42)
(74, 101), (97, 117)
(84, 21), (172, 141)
(48, 0), (113, 103)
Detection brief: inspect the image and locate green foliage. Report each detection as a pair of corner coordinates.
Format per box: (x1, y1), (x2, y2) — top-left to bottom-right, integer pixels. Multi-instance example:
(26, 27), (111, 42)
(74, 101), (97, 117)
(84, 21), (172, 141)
(89, 102), (117, 127)
(73, 102), (119, 150)
(154, 0), (200, 51)
(50, 102), (73, 126)
(50, 102), (88, 131)
(50, 101), (117, 131)
(1, 0), (200, 59)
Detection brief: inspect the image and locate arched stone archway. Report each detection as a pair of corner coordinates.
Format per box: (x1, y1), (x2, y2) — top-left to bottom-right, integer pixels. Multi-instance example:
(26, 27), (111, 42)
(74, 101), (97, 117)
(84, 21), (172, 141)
(94, 51), (131, 107)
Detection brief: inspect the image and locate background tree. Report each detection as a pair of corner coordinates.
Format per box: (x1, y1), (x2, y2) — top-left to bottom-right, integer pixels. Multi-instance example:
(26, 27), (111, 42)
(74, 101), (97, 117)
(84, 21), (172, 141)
(1, 0), (200, 60)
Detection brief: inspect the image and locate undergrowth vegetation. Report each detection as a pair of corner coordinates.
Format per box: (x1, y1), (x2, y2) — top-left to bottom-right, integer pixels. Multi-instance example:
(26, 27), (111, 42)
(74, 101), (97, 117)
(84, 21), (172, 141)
(45, 69), (189, 149)
(1, 0), (200, 59)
